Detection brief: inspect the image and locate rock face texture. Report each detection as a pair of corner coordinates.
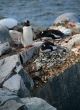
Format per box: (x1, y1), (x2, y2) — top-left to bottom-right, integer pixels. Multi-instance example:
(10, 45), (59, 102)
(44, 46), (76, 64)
(0, 25), (11, 43)
(0, 54), (34, 97)
(35, 62), (80, 110)
(0, 88), (57, 110)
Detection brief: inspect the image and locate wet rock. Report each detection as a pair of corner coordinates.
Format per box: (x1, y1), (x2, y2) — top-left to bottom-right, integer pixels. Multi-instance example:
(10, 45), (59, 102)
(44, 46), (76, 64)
(0, 25), (11, 43)
(35, 62), (80, 110)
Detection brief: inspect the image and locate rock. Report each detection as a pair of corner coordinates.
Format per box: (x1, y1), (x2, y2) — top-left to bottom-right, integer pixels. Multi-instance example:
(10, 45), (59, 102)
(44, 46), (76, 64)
(61, 34), (80, 50)
(32, 41), (43, 47)
(34, 46), (69, 70)
(3, 74), (21, 91)
(56, 26), (72, 36)
(34, 62), (80, 110)
(0, 42), (10, 56)
(0, 55), (34, 97)
(0, 88), (27, 110)
(21, 97), (57, 110)
(20, 46), (39, 64)
(54, 12), (79, 24)
(0, 25), (11, 43)
(13, 23), (23, 33)
(0, 55), (20, 84)
(0, 88), (57, 110)
(0, 18), (18, 29)
(9, 30), (23, 45)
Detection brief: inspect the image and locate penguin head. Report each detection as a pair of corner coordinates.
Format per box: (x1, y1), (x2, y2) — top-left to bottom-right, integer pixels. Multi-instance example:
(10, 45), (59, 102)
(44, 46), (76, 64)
(23, 20), (30, 26)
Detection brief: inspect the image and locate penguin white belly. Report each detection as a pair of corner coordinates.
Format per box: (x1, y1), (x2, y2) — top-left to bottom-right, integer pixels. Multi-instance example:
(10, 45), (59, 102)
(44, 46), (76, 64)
(22, 26), (33, 47)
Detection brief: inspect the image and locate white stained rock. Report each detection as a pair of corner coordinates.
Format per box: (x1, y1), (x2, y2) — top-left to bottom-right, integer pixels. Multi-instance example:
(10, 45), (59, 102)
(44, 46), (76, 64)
(9, 30), (23, 44)
(3, 74), (21, 91)
(59, 26), (72, 36)
(61, 34), (80, 50)
(32, 41), (43, 47)
(0, 42), (10, 56)
(54, 12), (78, 24)
(0, 55), (20, 83)
(0, 18), (18, 29)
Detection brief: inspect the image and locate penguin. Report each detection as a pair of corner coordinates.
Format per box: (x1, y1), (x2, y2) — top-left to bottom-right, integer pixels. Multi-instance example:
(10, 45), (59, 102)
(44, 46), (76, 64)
(41, 41), (57, 51)
(21, 20), (33, 47)
(37, 29), (65, 39)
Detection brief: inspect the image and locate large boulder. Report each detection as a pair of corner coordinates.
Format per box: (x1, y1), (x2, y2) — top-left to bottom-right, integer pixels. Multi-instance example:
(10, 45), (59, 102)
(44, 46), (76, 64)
(54, 12), (79, 24)
(0, 88), (57, 110)
(35, 62), (80, 110)
(0, 18), (18, 29)
(0, 55), (34, 97)
(0, 25), (11, 43)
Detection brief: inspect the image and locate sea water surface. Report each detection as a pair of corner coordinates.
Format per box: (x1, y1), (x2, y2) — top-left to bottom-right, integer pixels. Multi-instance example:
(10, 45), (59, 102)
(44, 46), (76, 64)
(0, 0), (80, 28)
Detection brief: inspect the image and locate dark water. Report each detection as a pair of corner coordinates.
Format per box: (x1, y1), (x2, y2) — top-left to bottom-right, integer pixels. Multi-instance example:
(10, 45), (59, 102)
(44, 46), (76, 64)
(0, 0), (80, 27)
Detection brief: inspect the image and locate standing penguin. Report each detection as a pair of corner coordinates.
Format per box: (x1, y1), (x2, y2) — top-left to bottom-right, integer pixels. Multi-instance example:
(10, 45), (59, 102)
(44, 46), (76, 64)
(21, 20), (33, 47)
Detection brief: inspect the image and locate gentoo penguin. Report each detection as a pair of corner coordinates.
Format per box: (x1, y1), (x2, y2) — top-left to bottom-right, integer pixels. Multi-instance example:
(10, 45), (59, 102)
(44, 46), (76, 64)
(41, 41), (57, 51)
(37, 29), (65, 39)
(21, 20), (33, 47)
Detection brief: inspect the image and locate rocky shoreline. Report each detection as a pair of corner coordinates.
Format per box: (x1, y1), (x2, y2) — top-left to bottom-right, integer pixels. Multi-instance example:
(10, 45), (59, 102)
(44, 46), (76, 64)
(0, 13), (80, 110)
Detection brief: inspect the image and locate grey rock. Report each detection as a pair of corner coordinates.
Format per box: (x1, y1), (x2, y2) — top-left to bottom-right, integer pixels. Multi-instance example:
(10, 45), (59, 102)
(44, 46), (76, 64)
(0, 42), (10, 56)
(9, 30), (23, 45)
(0, 88), (27, 110)
(21, 97), (57, 110)
(0, 25), (11, 43)
(0, 88), (57, 110)
(0, 55), (34, 97)
(0, 55), (20, 84)
(35, 62), (80, 110)
(20, 47), (39, 64)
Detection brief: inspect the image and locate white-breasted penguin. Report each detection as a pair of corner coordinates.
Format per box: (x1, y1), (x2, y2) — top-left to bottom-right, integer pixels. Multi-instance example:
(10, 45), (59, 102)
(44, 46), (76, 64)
(21, 20), (33, 47)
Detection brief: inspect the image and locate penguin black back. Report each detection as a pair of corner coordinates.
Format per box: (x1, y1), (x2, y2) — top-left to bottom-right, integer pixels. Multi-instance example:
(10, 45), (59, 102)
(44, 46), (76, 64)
(41, 41), (56, 51)
(37, 29), (65, 39)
